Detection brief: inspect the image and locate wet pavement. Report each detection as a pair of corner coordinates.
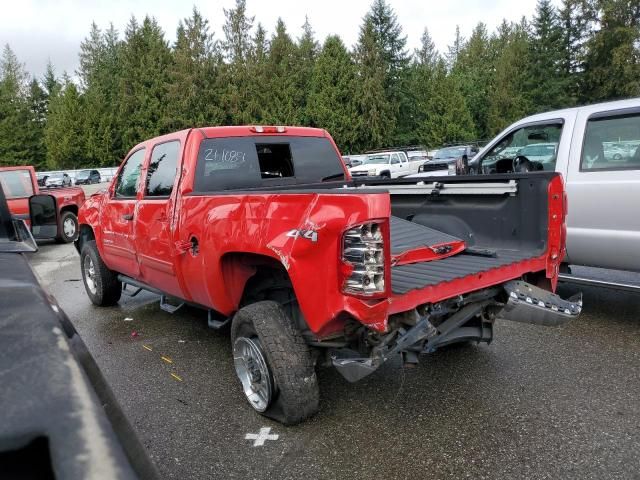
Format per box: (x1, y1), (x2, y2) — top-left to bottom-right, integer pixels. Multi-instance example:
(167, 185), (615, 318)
(29, 241), (640, 480)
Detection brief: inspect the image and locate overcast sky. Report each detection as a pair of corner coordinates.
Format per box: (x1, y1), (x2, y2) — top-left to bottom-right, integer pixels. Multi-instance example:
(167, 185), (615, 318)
(1, 0), (552, 79)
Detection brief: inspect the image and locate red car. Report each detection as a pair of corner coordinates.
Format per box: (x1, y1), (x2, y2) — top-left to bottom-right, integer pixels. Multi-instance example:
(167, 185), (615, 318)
(76, 126), (581, 424)
(0, 165), (86, 243)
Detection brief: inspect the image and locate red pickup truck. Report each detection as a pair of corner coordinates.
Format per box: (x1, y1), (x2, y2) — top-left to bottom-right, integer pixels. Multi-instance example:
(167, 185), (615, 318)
(76, 126), (581, 424)
(0, 165), (85, 243)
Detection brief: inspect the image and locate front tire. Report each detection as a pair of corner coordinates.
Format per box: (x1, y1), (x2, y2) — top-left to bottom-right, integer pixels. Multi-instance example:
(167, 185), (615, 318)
(81, 240), (122, 306)
(56, 211), (79, 243)
(231, 301), (319, 425)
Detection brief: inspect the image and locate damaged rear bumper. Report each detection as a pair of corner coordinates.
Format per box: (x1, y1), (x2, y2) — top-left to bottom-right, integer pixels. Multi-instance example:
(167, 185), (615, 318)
(332, 280), (582, 382)
(498, 280), (582, 326)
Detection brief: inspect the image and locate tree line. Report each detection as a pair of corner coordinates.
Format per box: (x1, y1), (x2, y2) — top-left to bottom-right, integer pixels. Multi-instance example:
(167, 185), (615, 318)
(1, 0), (639, 169)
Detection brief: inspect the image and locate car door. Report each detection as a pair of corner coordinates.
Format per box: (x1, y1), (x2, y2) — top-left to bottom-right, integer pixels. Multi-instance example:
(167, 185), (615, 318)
(100, 148), (145, 278)
(135, 140), (183, 297)
(390, 153), (401, 177)
(564, 107), (640, 271)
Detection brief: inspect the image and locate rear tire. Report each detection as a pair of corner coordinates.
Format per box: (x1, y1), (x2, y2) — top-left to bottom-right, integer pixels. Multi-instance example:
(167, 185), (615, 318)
(56, 211), (79, 243)
(81, 240), (121, 306)
(231, 301), (319, 425)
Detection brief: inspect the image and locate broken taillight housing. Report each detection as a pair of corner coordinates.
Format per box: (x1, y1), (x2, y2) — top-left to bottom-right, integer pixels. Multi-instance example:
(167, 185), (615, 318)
(341, 221), (388, 297)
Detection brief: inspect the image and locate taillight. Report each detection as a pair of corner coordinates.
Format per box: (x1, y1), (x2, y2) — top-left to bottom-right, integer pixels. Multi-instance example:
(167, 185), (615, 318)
(341, 221), (387, 296)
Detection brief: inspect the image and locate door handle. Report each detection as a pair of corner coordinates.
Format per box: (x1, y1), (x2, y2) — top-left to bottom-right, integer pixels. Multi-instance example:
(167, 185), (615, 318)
(122, 213), (134, 221)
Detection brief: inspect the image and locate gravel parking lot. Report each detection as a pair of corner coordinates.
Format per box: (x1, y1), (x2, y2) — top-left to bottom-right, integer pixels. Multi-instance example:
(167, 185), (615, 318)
(29, 213), (640, 479)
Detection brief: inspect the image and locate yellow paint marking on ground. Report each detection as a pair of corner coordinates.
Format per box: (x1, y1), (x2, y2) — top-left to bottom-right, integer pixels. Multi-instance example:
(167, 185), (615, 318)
(170, 373), (183, 382)
(161, 356), (173, 364)
(142, 345), (153, 352)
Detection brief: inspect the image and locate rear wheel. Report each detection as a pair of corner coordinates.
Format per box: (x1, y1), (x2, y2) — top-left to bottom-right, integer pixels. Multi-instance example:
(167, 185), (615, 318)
(81, 240), (121, 306)
(231, 301), (319, 425)
(56, 211), (79, 243)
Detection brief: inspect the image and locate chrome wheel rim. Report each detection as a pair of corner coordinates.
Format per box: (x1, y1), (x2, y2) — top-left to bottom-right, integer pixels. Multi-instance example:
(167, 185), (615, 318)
(83, 255), (97, 295)
(63, 217), (76, 238)
(233, 336), (273, 412)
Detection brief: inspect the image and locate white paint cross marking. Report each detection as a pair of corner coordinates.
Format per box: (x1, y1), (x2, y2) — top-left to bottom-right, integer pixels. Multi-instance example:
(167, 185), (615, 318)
(245, 427), (279, 447)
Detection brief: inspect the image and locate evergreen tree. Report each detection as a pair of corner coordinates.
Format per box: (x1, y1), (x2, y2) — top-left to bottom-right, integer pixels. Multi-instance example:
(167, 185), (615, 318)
(263, 18), (300, 124)
(77, 23), (124, 165)
(415, 27), (439, 69)
(0, 45), (34, 166)
(582, 0), (640, 100)
(488, 21), (532, 134)
(307, 36), (359, 151)
(167, 7), (224, 130)
(419, 60), (475, 147)
(528, 0), (570, 111)
(446, 25), (465, 69)
(407, 28), (441, 147)
(559, 0), (597, 103)
(452, 22), (492, 139)
(353, 18), (394, 150)
(365, 0), (409, 80)
(362, 0), (410, 143)
(42, 61), (61, 106)
(296, 17), (319, 125)
(222, 0), (254, 64)
(117, 16), (172, 151)
(221, 0), (255, 124)
(45, 81), (84, 169)
(244, 23), (270, 122)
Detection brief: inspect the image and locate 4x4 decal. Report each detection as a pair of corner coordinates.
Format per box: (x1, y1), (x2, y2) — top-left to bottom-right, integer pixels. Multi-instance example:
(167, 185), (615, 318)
(286, 229), (318, 242)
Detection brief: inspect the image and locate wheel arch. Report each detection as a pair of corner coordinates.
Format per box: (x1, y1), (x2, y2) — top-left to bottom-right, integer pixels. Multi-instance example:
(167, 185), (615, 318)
(219, 252), (310, 335)
(75, 224), (96, 253)
(60, 204), (79, 216)
(219, 252), (291, 307)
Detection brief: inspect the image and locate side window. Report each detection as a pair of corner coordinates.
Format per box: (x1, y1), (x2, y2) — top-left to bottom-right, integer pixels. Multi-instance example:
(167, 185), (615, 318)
(146, 141), (180, 197)
(390, 153), (400, 164)
(580, 113), (640, 171)
(114, 148), (145, 198)
(479, 123), (563, 174)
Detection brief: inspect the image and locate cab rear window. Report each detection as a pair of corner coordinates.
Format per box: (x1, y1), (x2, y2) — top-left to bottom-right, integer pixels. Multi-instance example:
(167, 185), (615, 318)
(193, 136), (345, 192)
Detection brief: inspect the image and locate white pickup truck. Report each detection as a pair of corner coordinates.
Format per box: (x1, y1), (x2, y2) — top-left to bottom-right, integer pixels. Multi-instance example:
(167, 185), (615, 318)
(349, 150), (424, 178)
(467, 98), (640, 274)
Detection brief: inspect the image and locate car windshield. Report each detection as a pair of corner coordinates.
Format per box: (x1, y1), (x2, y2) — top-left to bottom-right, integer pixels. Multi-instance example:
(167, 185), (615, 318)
(0, 170), (34, 199)
(364, 154), (390, 164)
(77, 170), (90, 178)
(434, 147), (466, 159)
(48, 173), (63, 180)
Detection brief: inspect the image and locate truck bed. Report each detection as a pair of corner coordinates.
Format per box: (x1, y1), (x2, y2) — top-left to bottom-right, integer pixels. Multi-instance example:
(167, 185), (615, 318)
(380, 173), (558, 296)
(389, 215), (538, 294)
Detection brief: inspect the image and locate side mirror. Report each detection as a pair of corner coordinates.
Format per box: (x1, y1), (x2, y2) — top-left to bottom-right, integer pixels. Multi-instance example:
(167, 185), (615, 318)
(29, 194), (59, 239)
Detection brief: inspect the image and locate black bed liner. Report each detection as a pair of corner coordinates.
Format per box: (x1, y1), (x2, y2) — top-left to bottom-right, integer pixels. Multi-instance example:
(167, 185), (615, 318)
(390, 216), (462, 254)
(391, 249), (537, 294)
